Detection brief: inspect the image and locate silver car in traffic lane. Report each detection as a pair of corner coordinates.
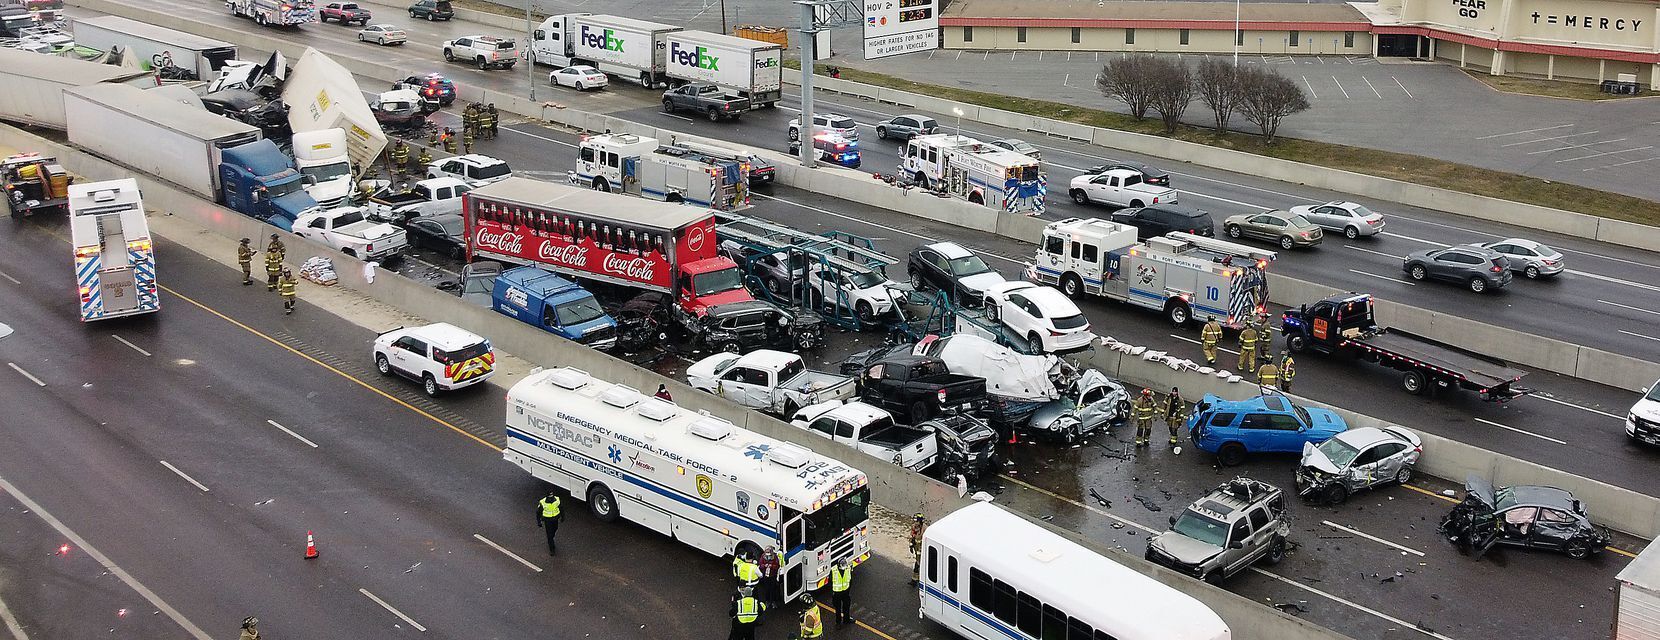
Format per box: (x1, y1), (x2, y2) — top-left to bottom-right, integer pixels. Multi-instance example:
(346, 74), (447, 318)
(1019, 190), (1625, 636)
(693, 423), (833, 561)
(1288, 201), (1386, 239)
(1470, 238), (1565, 279)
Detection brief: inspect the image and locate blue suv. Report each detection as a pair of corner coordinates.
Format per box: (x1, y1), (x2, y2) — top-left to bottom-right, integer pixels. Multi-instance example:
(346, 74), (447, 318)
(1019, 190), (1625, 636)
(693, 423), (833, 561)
(1188, 393), (1347, 466)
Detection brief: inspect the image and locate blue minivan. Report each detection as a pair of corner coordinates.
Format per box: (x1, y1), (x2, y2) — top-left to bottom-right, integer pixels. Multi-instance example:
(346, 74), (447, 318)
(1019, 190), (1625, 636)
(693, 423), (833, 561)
(491, 266), (619, 350)
(1187, 393), (1347, 466)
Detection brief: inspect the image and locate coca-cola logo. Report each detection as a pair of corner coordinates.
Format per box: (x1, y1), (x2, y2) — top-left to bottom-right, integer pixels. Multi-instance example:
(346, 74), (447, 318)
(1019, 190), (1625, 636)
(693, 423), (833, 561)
(539, 241), (589, 266)
(475, 228), (523, 255)
(686, 225), (705, 252)
(603, 254), (657, 281)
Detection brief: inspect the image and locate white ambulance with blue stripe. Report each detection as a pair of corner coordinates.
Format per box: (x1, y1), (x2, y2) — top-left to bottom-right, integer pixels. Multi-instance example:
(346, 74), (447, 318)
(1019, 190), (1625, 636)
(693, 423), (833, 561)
(504, 367), (871, 599)
(69, 179), (158, 322)
(1028, 218), (1274, 329)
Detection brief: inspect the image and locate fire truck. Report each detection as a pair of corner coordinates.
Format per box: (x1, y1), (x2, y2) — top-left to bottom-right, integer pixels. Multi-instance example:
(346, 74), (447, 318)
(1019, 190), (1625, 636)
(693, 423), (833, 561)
(575, 133), (749, 210)
(900, 134), (1045, 214)
(1027, 217), (1275, 328)
(69, 179), (158, 322)
(227, 0), (315, 27)
(463, 176), (778, 342)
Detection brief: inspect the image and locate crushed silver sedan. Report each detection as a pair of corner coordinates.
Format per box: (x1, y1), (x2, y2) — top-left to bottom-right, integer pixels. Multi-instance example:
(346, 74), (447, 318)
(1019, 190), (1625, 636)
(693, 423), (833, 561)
(1295, 425), (1421, 504)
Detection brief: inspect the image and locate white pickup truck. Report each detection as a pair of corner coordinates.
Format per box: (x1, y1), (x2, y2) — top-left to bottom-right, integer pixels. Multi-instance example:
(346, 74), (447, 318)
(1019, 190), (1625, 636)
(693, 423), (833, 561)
(365, 177), (470, 225)
(293, 206), (407, 263)
(687, 349), (858, 417)
(789, 401), (939, 472)
(442, 35), (518, 70)
(1068, 168), (1178, 208)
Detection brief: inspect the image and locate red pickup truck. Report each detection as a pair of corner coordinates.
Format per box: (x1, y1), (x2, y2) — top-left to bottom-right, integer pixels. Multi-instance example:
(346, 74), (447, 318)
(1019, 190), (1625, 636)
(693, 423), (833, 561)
(318, 2), (371, 25)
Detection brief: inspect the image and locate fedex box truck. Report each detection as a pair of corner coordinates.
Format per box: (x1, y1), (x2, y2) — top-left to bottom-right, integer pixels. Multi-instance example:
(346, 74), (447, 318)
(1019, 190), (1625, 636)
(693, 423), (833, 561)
(664, 30), (782, 108)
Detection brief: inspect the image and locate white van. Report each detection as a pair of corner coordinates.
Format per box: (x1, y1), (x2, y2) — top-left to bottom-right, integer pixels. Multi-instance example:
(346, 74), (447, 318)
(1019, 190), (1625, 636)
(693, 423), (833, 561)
(372, 323), (494, 396)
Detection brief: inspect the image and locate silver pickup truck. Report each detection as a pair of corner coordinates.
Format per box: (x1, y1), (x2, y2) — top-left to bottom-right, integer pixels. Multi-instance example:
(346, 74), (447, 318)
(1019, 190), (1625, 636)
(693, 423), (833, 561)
(686, 349), (857, 416)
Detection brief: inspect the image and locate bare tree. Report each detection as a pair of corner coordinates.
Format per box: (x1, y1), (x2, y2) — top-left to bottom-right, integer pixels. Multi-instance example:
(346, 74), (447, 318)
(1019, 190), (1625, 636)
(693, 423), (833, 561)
(1194, 57), (1242, 134)
(1236, 68), (1309, 144)
(1095, 55), (1156, 120)
(1147, 58), (1194, 135)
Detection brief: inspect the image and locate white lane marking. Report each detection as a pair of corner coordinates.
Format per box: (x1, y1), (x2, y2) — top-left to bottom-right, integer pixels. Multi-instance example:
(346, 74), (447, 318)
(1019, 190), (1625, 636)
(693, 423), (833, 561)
(1249, 568), (1458, 640)
(1360, 75), (1383, 99)
(1321, 520), (1425, 556)
(1178, 190), (1272, 210)
(1499, 130), (1600, 147)
(159, 461), (210, 492)
(0, 590), (30, 640)
(111, 334), (152, 357)
(1301, 75), (1319, 99)
(266, 419), (319, 448)
(1621, 329), (1660, 343)
(1061, 73), (1069, 87)
(1476, 124), (1574, 139)
(1556, 145), (1654, 163)
(1348, 269), (1415, 285)
(0, 476), (214, 640)
(1600, 300), (1660, 317)
(1345, 245), (1402, 259)
(7, 363), (45, 387)
(1570, 268), (1660, 294)
(1527, 138), (1627, 155)
(1526, 393), (1624, 420)
(1391, 76), (1414, 99)
(473, 533), (544, 572)
(0, 268), (19, 284)
(1591, 156), (1660, 170)
(1331, 76), (1350, 99)
(1169, 334), (1240, 355)
(502, 125), (576, 148)
(1474, 417), (1567, 444)
(359, 589), (427, 632)
(661, 112), (693, 122)
(751, 194), (1017, 268)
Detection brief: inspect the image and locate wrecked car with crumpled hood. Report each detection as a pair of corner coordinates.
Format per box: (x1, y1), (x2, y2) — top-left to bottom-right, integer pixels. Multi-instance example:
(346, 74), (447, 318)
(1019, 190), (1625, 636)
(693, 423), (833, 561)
(1438, 475), (1611, 560)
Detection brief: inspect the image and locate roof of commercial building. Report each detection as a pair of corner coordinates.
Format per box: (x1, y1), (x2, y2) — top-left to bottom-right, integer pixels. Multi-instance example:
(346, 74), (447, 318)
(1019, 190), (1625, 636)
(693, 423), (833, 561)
(941, 0), (1370, 29)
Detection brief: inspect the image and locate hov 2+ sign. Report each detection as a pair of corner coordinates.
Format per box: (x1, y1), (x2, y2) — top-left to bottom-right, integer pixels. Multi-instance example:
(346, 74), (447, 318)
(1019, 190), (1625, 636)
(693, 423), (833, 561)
(863, 0), (938, 60)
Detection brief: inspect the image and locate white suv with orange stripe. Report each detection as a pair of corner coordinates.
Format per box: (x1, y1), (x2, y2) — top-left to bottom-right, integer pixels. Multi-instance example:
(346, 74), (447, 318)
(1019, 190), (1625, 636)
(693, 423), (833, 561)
(373, 323), (495, 396)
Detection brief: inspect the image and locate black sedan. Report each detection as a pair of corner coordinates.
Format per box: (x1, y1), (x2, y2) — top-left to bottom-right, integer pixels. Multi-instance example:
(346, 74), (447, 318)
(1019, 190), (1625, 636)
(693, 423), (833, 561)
(1402, 246), (1512, 293)
(1087, 160), (1170, 187)
(906, 241), (1006, 308)
(1439, 475), (1611, 560)
(406, 213), (465, 258)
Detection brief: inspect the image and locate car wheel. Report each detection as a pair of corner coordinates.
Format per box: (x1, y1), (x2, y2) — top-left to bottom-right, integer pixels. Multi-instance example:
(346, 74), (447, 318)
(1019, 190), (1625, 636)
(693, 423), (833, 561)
(876, 126), (888, 140)
(1070, 189), (1089, 205)
(448, 245), (463, 260)
(1323, 483), (1349, 505)
(357, 33), (364, 41)
(1287, 334), (1308, 353)
(1401, 371), (1427, 395)
(1395, 465), (1413, 485)
(1344, 226), (1360, 239)
(1566, 539), (1593, 560)
(909, 401), (929, 425)
(409, 9), (417, 17)
(444, 48), (454, 61)
(764, 277), (783, 295)
(855, 301), (874, 322)
(1217, 442), (1246, 466)
(587, 483), (619, 522)
(477, 57), (489, 70)
(1203, 570), (1225, 585)
(707, 108), (722, 122)
(719, 340), (742, 354)
(1265, 536), (1287, 565)
(1061, 274), (1082, 298)
(1524, 265), (1541, 279)
(782, 399), (800, 419)
(575, 81), (585, 91)
(1028, 331), (1044, 352)
(1409, 265), (1427, 281)
(1166, 301), (1190, 326)
(1226, 225), (1243, 239)
(1468, 277), (1487, 293)
(908, 270), (925, 290)
(662, 99), (675, 113)
(1279, 236), (1295, 250)
(788, 127), (799, 141)
(375, 353), (392, 375)
(422, 373), (440, 397)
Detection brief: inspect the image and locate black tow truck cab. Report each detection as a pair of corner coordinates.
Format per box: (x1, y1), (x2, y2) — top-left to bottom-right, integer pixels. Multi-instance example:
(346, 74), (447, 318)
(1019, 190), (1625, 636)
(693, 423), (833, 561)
(1280, 293), (1529, 402)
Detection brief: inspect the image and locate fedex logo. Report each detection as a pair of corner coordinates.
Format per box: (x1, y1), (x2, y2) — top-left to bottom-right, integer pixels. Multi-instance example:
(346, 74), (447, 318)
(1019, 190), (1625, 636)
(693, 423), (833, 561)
(580, 26), (624, 52)
(754, 57), (779, 69)
(670, 43), (718, 70)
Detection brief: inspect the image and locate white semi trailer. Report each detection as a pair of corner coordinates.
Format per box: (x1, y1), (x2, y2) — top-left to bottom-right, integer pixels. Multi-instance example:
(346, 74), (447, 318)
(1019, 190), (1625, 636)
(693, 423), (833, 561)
(71, 15), (238, 80)
(527, 13), (681, 88)
(662, 30), (783, 108)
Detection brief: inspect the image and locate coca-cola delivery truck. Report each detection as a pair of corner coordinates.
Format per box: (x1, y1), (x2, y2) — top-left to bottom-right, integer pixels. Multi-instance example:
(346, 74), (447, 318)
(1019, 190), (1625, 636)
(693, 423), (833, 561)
(464, 177), (776, 341)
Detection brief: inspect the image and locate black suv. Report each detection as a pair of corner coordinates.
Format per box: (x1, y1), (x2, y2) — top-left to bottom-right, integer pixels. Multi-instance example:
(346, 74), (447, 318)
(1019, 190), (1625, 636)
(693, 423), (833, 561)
(408, 0), (453, 20)
(1107, 204), (1215, 240)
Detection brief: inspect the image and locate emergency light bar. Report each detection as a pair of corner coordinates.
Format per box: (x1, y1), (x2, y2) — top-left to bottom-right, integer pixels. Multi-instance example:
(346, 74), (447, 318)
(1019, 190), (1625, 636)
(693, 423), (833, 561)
(1165, 232), (1278, 263)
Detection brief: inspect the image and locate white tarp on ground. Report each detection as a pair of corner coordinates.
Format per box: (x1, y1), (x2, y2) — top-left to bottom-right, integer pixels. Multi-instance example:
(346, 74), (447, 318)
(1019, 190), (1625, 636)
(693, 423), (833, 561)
(917, 333), (1061, 401)
(282, 47), (385, 176)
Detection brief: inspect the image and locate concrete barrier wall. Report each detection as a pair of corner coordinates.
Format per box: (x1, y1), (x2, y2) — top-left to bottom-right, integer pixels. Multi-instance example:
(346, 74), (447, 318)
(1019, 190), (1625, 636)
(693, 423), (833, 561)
(0, 119), (1352, 640)
(782, 70), (1660, 254)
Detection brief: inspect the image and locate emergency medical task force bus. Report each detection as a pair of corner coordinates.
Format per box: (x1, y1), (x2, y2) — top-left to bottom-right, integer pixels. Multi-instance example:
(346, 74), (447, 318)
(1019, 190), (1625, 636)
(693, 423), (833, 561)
(921, 503), (1231, 640)
(504, 367), (872, 599)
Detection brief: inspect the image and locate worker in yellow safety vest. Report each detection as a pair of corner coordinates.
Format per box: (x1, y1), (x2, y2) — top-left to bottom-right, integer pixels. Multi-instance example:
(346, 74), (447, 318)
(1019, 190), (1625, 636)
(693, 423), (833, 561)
(732, 550), (761, 589)
(830, 558), (854, 626)
(1280, 351), (1296, 392)
(1132, 388), (1157, 447)
(728, 587), (765, 640)
(535, 491), (563, 555)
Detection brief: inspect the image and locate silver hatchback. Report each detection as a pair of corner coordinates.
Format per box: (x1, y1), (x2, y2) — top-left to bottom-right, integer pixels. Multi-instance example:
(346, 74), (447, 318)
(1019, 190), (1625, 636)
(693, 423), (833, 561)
(1470, 238), (1565, 279)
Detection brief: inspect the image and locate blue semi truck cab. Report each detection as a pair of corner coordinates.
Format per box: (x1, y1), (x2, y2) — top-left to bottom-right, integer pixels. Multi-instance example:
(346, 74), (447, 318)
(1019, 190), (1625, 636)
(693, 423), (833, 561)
(491, 266), (619, 350)
(217, 139), (318, 232)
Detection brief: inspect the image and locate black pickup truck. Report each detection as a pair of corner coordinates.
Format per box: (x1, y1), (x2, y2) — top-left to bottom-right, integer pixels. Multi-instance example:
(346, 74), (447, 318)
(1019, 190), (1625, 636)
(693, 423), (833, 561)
(1281, 293), (1529, 402)
(847, 350), (987, 424)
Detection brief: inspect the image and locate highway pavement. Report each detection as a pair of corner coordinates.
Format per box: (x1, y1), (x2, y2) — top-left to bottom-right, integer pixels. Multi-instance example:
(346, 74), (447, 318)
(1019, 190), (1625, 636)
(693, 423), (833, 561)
(101, 0), (1660, 361)
(0, 219), (926, 639)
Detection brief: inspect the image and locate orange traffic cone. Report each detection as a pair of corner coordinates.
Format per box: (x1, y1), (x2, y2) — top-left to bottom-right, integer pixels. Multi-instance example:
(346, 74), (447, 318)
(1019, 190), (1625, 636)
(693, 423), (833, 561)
(304, 531), (318, 559)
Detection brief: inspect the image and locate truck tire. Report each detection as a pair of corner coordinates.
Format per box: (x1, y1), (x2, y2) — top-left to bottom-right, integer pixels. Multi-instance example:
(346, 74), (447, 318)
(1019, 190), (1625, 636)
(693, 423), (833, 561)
(1166, 301), (1191, 326)
(782, 399), (800, 419)
(341, 248), (357, 258)
(591, 177), (610, 192)
(1217, 442), (1246, 466)
(662, 99), (676, 114)
(639, 72), (653, 88)
(913, 173), (929, 189)
(1265, 536), (1287, 564)
(707, 107), (722, 122)
(1286, 333), (1309, 353)
(444, 48), (455, 62)
(1401, 371), (1427, 395)
(586, 483), (619, 522)
(1128, 199), (1144, 208)
(477, 56), (489, 70)
(1070, 189), (1088, 205)
(1061, 274), (1083, 298)
(968, 192), (984, 206)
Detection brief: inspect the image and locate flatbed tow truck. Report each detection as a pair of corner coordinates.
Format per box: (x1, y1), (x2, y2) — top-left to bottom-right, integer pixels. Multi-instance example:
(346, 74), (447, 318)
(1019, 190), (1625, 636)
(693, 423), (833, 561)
(3, 153), (72, 218)
(1281, 293), (1529, 402)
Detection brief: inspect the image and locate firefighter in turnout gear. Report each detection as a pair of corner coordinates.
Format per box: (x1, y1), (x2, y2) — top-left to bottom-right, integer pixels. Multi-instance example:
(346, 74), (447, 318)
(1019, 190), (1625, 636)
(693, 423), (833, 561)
(1280, 350), (1296, 392)
(1236, 324), (1259, 372)
(278, 267), (298, 314)
(264, 235), (284, 291)
(1255, 313), (1275, 366)
(728, 587), (765, 640)
(390, 140), (410, 178)
(462, 128), (474, 154)
(442, 127), (458, 154)
(1164, 387), (1186, 446)
(484, 104), (499, 139)
(1257, 361), (1281, 388)
(239, 616), (260, 640)
(1200, 317), (1222, 365)
(416, 146), (432, 172)
(799, 593), (824, 639)
(909, 513), (927, 585)
(1133, 388), (1157, 447)
(237, 237), (255, 285)
(462, 103), (478, 138)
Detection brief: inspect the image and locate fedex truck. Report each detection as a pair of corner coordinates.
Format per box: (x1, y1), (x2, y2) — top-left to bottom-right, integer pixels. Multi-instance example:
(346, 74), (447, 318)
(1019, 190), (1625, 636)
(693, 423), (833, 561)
(527, 13), (681, 88)
(70, 179), (159, 322)
(663, 30), (783, 108)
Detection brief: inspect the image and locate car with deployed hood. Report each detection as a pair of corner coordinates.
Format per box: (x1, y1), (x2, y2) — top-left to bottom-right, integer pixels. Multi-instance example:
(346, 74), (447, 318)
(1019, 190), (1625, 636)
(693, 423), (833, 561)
(1625, 379), (1660, 444)
(1025, 369), (1128, 444)
(1295, 425), (1422, 504)
(1145, 477), (1289, 583)
(1288, 201), (1386, 239)
(1438, 475), (1611, 560)
(1188, 392), (1347, 466)
(906, 241), (1005, 308)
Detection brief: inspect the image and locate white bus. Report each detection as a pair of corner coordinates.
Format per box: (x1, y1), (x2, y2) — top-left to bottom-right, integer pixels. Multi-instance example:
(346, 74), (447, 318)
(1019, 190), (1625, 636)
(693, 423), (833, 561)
(505, 367), (872, 598)
(920, 502), (1230, 640)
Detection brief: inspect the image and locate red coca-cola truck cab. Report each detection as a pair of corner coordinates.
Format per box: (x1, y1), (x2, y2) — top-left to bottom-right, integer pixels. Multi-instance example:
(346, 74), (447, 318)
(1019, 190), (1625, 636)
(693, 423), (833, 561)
(462, 177), (753, 324)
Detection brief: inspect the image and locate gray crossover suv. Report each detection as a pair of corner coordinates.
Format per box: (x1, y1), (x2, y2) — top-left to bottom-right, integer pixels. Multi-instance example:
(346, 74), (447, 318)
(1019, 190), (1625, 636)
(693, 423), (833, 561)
(1145, 477), (1290, 583)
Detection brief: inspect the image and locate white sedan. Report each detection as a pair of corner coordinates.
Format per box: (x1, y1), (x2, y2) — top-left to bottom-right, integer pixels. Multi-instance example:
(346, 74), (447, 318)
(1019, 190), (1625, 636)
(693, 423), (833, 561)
(356, 24), (407, 46)
(983, 281), (1095, 354)
(1288, 201), (1386, 239)
(550, 65), (607, 91)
